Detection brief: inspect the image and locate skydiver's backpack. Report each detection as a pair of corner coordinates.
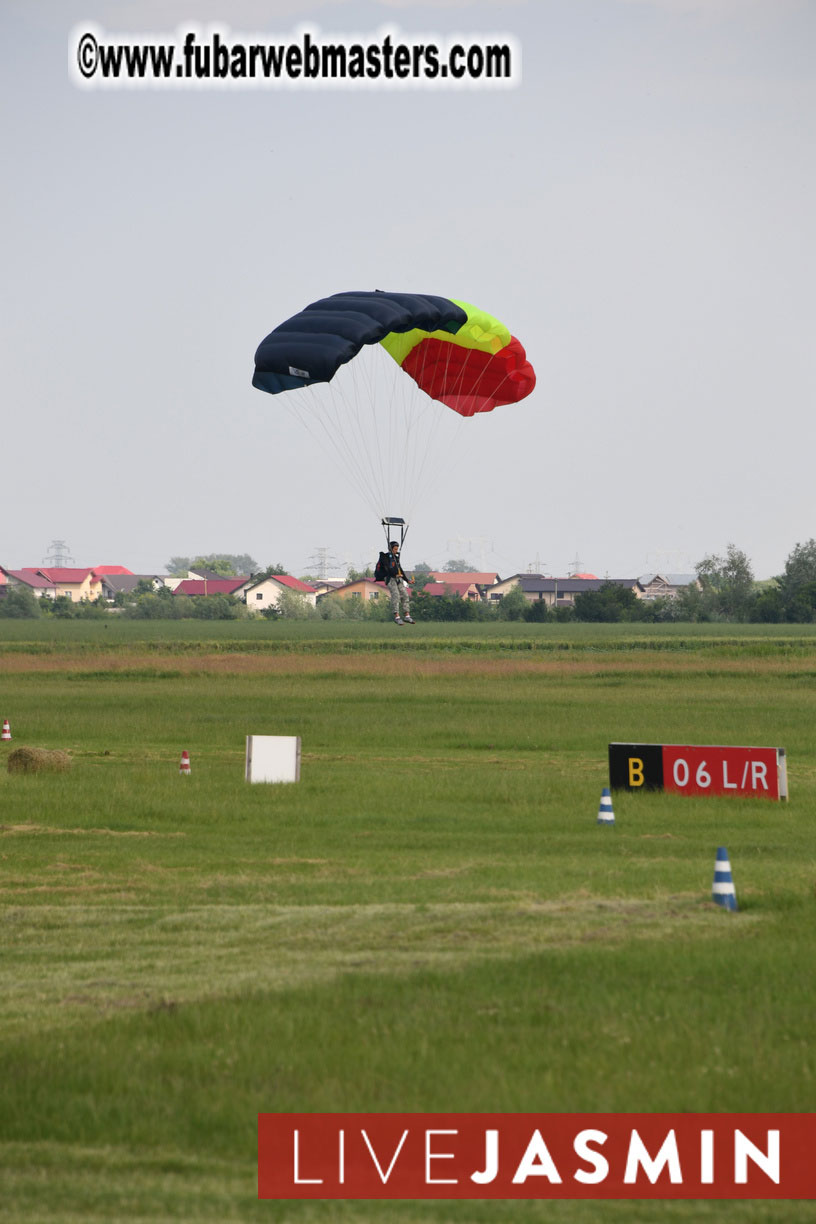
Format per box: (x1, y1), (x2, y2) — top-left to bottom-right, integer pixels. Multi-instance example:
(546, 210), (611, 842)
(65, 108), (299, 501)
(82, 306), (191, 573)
(374, 552), (391, 583)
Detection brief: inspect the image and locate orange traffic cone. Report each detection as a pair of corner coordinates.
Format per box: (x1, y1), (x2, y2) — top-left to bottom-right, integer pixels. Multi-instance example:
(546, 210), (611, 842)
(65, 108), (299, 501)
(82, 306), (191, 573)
(1, 719), (11, 741)
(179, 750), (191, 775)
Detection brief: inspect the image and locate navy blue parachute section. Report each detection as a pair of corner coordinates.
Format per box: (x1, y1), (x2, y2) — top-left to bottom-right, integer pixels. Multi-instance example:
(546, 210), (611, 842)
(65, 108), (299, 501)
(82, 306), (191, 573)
(252, 291), (468, 395)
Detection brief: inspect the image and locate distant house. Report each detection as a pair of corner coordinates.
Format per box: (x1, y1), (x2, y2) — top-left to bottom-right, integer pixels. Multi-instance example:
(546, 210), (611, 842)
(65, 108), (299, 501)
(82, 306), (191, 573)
(173, 578), (251, 598)
(186, 566), (234, 581)
(427, 571), (500, 595)
(326, 578), (387, 604)
(1, 568), (55, 598)
(242, 574), (317, 612)
(638, 574), (698, 600)
(488, 574), (640, 608)
(311, 579), (346, 599)
(97, 573), (165, 600)
(421, 581), (482, 601)
(2, 567), (104, 602)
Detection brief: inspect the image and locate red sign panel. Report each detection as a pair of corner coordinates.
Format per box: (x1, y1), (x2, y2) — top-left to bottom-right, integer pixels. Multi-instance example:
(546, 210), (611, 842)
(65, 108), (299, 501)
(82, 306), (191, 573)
(608, 743), (788, 800)
(258, 1112), (816, 1199)
(662, 745), (785, 800)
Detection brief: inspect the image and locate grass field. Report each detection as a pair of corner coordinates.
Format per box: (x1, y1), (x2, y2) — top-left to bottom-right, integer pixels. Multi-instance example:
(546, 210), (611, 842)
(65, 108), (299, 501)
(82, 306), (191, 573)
(1, 621), (814, 1222)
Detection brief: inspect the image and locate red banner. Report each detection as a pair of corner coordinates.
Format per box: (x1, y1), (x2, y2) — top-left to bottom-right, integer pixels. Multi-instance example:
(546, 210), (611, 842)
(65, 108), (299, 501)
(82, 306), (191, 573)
(258, 1113), (816, 1199)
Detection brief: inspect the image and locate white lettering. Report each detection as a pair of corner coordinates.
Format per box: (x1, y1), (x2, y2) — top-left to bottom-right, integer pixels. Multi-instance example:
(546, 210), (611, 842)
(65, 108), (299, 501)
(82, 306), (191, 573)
(361, 1129), (408, 1184)
(751, 761), (769, 791)
(425, 1129), (458, 1184)
(471, 1129), (499, 1184)
(293, 1129), (323, 1184)
(673, 758), (689, 787)
(696, 761), (711, 787)
(700, 1129), (714, 1183)
(734, 1129), (779, 1184)
(339, 1129), (344, 1184)
(512, 1129), (563, 1184)
(624, 1129), (682, 1184)
(573, 1129), (609, 1184)
(722, 762), (737, 789)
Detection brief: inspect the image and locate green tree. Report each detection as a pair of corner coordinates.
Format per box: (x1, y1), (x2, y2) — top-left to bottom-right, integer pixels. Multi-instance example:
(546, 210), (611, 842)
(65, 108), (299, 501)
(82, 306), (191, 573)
(695, 544), (755, 621)
(166, 553), (259, 577)
(776, 541), (816, 620)
(0, 586), (41, 618)
(751, 585), (785, 623)
(786, 580), (816, 624)
(126, 592), (184, 619)
(319, 597), (347, 620)
(524, 599), (552, 623)
(496, 584), (529, 621)
(443, 558), (473, 573)
(190, 594), (241, 620)
(573, 583), (640, 622)
(273, 589), (318, 620)
(49, 595), (78, 619)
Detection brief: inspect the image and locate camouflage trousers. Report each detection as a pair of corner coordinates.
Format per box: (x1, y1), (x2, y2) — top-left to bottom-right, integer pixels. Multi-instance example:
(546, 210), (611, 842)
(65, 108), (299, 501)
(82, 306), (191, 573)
(386, 577), (410, 618)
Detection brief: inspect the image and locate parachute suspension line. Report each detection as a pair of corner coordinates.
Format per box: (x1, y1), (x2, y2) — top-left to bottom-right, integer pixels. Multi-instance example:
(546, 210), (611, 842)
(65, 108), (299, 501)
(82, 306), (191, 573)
(285, 375), (383, 521)
(323, 359), (389, 519)
(398, 334), (468, 522)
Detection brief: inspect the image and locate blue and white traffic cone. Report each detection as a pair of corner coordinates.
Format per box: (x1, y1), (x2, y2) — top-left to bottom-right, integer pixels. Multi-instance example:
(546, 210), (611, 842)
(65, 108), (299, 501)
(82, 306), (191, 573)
(712, 846), (738, 911)
(597, 787), (615, 826)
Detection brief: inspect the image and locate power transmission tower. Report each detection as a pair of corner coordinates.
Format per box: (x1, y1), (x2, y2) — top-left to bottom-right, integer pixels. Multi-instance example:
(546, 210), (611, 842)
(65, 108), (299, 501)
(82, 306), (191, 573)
(308, 547), (339, 581)
(43, 539), (75, 567)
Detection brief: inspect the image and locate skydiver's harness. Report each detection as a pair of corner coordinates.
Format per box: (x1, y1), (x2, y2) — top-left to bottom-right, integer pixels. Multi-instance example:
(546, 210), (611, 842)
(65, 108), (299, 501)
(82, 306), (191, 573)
(375, 552), (404, 584)
(375, 516), (409, 585)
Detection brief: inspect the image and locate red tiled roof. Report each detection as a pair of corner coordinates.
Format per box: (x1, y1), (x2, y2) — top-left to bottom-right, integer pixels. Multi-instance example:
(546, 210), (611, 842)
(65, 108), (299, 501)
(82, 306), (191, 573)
(422, 582), (474, 598)
(37, 568), (99, 583)
(92, 565), (134, 575)
(274, 575), (316, 593)
(4, 569), (54, 589)
(174, 579), (248, 597)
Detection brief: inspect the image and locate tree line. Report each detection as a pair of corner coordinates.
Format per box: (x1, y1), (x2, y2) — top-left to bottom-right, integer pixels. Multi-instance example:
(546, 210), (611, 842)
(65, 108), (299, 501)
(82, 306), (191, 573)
(3, 541), (816, 623)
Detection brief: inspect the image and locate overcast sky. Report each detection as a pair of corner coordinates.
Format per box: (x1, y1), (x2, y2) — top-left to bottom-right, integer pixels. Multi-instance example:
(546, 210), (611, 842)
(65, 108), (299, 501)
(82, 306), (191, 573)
(2, 0), (814, 580)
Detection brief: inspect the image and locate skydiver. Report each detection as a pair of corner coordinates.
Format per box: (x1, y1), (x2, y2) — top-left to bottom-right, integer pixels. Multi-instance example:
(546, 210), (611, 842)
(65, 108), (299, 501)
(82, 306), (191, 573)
(384, 540), (414, 625)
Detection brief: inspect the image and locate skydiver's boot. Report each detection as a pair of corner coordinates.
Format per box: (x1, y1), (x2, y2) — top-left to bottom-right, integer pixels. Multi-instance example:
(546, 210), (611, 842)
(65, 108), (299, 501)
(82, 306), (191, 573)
(404, 615), (415, 624)
(394, 615), (404, 625)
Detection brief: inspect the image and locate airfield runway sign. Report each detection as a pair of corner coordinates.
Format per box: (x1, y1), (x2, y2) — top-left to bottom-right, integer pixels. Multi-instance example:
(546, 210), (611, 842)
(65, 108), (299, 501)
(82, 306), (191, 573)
(609, 743), (788, 800)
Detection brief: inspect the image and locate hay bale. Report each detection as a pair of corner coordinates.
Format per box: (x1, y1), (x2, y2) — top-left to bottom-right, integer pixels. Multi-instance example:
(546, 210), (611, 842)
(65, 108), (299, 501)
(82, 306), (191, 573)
(7, 746), (72, 774)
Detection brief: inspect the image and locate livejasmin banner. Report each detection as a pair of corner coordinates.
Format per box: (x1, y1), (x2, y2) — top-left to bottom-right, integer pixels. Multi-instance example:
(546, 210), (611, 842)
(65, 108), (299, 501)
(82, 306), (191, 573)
(258, 1113), (815, 1200)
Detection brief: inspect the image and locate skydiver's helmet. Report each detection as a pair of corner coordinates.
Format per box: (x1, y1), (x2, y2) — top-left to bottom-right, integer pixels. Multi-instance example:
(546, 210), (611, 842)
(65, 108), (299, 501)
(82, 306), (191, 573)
(389, 541), (399, 551)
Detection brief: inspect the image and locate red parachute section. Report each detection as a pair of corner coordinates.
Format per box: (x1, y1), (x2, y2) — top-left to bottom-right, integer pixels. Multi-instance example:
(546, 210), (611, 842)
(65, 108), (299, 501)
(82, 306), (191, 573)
(400, 335), (536, 417)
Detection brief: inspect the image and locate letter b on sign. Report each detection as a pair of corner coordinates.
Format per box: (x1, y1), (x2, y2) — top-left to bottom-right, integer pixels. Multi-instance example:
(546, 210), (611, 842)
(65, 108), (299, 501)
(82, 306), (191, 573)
(608, 743), (664, 791)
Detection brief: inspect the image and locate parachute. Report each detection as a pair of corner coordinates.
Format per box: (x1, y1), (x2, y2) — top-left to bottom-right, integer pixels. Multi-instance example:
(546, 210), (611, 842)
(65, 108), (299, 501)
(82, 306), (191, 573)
(253, 291), (535, 415)
(252, 290), (536, 520)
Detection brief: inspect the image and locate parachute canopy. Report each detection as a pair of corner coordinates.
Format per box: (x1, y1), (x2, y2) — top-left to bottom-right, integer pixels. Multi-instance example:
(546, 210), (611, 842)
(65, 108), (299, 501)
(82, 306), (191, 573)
(252, 290), (535, 417)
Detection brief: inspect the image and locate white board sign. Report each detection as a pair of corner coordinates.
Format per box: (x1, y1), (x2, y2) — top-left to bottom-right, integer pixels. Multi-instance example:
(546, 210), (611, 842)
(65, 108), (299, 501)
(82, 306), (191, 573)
(245, 735), (301, 784)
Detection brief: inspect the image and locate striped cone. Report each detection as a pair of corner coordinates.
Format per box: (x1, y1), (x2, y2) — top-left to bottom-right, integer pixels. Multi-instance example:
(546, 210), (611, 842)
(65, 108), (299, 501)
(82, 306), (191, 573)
(179, 750), (191, 776)
(712, 846), (738, 911)
(1, 719), (11, 741)
(597, 787), (615, 826)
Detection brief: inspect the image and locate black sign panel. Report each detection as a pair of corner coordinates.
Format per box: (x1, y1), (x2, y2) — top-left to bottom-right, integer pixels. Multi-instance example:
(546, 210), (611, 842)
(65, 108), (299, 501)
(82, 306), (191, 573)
(608, 742), (665, 791)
